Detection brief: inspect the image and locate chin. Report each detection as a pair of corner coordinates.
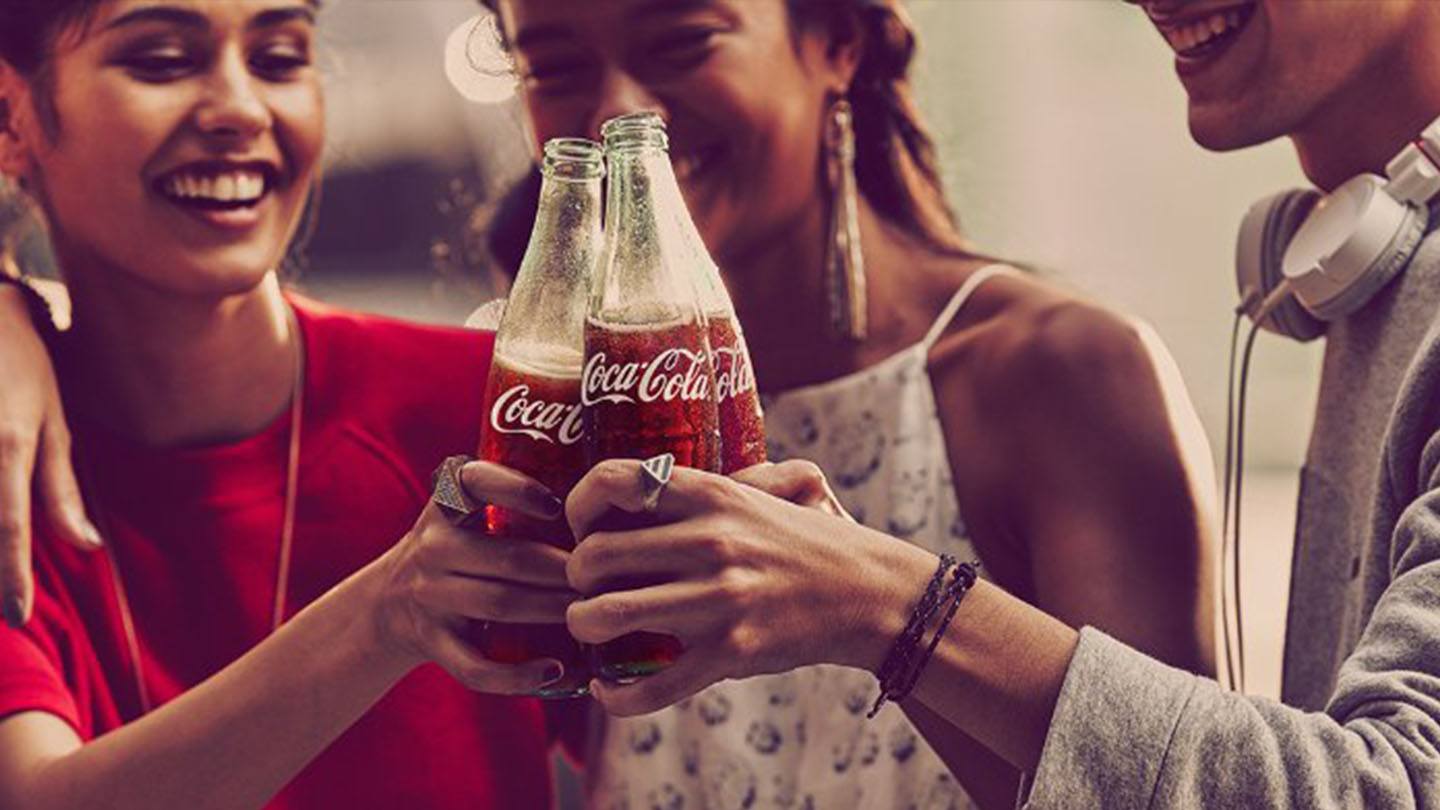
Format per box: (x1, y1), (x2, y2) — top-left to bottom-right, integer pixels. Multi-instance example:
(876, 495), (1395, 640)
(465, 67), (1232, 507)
(1187, 103), (1284, 152)
(144, 252), (283, 299)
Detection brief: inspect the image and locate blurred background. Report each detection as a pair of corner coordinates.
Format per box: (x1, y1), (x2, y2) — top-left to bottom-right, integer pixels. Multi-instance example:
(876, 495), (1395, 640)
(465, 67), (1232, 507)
(6, 0), (1318, 770)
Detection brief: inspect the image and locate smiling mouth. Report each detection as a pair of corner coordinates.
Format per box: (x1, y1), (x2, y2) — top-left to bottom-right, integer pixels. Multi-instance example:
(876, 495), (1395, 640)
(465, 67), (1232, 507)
(1157, 2), (1256, 62)
(153, 162), (279, 213)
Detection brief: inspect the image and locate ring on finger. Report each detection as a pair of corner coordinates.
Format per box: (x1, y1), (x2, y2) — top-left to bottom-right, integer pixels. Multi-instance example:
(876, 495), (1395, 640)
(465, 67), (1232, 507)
(431, 455), (485, 526)
(638, 453), (675, 513)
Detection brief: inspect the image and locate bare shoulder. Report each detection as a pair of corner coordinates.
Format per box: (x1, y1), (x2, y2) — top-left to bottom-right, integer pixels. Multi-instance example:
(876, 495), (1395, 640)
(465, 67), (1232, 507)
(926, 272), (1159, 416)
(925, 268), (1213, 509)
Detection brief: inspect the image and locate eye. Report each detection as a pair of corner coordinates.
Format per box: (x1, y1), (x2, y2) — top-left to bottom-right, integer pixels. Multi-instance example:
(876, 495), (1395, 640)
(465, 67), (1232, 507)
(521, 58), (593, 97)
(251, 42), (312, 80)
(118, 45), (196, 82)
(645, 27), (718, 68)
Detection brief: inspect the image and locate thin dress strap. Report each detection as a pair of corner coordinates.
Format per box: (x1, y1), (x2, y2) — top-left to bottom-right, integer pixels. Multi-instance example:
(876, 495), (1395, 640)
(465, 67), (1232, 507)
(921, 263), (1021, 350)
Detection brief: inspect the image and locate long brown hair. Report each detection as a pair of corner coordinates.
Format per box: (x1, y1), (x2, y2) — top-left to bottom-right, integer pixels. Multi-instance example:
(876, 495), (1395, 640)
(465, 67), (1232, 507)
(476, 0), (976, 275)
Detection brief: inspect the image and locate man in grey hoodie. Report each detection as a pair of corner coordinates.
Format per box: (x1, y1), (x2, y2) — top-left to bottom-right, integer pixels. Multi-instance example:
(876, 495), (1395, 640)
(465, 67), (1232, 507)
(557, 1), (1440, 807)
(1024, 1), (1440, 804)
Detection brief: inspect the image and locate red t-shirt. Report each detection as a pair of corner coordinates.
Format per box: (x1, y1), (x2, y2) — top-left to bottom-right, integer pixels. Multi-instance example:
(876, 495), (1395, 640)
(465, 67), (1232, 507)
(0, 298), (560, 809)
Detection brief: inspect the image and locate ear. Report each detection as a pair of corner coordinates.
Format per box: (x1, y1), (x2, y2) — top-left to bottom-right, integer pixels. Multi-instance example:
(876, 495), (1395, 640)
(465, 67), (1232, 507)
(0, 62), (37, 183)
(816, 6), (866, 93)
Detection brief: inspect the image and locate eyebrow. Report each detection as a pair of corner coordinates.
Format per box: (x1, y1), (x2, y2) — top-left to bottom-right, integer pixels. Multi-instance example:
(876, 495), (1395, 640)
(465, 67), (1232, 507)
(101, 5), (316, 34)
(624, 0), (716, 21)
(512, 0), (719, 50)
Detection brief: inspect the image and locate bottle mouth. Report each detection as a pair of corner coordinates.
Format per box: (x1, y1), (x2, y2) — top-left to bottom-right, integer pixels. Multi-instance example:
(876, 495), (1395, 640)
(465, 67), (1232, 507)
(601, 112), (669, 152)
(543, 137), (605, 179)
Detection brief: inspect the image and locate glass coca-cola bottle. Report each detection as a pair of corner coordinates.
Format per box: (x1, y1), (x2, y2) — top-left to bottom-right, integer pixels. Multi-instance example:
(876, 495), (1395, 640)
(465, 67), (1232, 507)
(582, 114), (721, 681)
(475, 137), (602, 698)
(606, 113), (767, 473)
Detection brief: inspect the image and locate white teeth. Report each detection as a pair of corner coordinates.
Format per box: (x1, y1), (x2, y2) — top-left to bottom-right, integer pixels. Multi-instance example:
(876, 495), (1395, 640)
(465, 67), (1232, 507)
(1162, 7), (1248, 55)
(238, 174), (264, 199)
(162, 169), (268, 203)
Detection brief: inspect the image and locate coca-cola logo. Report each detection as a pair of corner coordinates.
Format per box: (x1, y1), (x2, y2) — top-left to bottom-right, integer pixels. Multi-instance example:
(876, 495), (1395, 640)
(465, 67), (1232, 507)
(489, 384), (583, 445)
(712, 346), (756, 403)
(582, 349), (713, 406)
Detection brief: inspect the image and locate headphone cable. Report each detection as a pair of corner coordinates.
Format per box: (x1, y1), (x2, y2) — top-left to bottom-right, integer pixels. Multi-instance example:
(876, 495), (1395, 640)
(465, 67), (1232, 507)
(1223, 279), (1295, 693)
(1221, 308), (1243, 692)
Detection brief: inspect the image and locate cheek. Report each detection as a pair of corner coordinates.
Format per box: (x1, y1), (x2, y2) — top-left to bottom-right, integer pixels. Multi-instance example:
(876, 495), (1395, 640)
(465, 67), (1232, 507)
(746, 92), (823, 214)
(273, 83), (326, 181)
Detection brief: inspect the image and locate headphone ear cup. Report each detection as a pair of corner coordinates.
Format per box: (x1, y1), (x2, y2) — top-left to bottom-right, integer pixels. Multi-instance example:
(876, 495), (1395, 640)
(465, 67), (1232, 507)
(1235, 189), (1328, 342)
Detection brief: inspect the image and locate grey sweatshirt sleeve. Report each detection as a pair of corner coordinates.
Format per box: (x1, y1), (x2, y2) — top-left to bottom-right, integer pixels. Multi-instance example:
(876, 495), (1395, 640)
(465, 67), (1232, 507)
(1024, 448), (1440, 809)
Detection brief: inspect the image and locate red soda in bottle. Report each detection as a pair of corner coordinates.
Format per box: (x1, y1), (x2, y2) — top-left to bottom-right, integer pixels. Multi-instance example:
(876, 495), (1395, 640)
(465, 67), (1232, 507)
(639, 112), (767, 473)
(583, 113), (720, 681)
(475, 137), (603, 698)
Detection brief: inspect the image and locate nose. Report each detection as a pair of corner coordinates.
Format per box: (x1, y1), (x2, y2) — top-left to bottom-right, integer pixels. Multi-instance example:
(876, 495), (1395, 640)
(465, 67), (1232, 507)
(585, 68), (665, 140)
(192, 46), (271, 141)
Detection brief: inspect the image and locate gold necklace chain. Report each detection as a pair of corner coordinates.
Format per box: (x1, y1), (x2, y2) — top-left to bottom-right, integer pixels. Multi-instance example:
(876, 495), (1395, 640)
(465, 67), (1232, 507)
(90, 304), (305, 715)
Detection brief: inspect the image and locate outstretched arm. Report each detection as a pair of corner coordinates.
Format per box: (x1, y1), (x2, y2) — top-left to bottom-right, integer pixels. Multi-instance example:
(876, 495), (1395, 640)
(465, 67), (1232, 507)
(0, 461), (573, 810)
(565, 433), (1440, 809)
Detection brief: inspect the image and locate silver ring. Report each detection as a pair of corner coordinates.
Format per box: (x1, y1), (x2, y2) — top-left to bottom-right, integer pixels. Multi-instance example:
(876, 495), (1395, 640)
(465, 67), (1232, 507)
(431, 455), (484, 525)
(638, 453), (675, 513)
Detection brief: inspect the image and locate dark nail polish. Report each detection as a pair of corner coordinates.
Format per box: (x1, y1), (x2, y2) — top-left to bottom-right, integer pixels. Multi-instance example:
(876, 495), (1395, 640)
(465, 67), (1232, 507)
(536, 492), (564, 519)
(542, 663), (564, 685)
(3, 595), (24, 630)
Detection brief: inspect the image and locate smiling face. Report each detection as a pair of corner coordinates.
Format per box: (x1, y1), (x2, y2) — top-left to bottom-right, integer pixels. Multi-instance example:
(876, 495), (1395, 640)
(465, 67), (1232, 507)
(1136, 0), (1425, 152)
(496, 0), (854, 266)
(0, 0), (323, 297)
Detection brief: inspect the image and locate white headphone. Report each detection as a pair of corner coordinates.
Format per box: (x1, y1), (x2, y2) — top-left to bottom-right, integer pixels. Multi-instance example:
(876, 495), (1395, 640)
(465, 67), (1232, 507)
(1236, 115), (1440, 338)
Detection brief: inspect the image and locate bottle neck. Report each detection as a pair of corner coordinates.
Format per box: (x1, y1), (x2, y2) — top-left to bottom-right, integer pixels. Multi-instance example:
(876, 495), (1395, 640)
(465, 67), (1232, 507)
(595, 145), (706, 327)
(499, 169), (601, 359)
(528, 172), (602, 270)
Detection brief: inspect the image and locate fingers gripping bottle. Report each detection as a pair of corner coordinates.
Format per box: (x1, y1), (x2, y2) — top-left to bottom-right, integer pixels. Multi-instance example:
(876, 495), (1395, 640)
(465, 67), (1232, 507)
(609, 113), (767, 474)
(476, 138), (603, 698)
(583, 114), (721, 681)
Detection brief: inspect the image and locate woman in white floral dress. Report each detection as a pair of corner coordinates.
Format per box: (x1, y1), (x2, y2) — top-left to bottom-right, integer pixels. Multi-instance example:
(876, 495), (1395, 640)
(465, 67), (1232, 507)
(475, 1), (1219, 808)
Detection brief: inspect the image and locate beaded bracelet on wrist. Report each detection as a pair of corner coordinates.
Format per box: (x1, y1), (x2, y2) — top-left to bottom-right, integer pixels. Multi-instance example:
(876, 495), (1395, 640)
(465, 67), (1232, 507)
(868, 555), (980, 719)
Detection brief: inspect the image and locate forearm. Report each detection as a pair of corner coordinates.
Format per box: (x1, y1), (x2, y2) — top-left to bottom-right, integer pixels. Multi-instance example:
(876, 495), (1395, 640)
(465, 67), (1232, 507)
(838, 537), (1077, 773)
(15, 563), (418, 810)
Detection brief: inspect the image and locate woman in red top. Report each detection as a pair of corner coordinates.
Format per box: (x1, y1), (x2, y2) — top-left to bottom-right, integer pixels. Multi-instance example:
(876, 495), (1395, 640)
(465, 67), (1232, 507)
(0, 2), (572, 808)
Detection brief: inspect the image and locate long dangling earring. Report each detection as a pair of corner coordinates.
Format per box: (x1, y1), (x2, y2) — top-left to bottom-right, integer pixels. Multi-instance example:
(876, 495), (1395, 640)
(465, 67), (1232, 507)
(824, 96), (867, 341)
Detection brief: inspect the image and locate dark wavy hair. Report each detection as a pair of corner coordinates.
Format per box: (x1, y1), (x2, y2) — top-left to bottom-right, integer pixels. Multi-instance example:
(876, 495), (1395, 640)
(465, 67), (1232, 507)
(477, 0), (974, 274)
(0, 0), (105, 134)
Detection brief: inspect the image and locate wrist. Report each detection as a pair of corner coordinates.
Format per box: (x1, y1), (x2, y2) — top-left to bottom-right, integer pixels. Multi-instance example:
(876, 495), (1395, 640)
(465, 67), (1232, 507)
(839, 529), (942, 675)
(338, 556), (427, 676)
